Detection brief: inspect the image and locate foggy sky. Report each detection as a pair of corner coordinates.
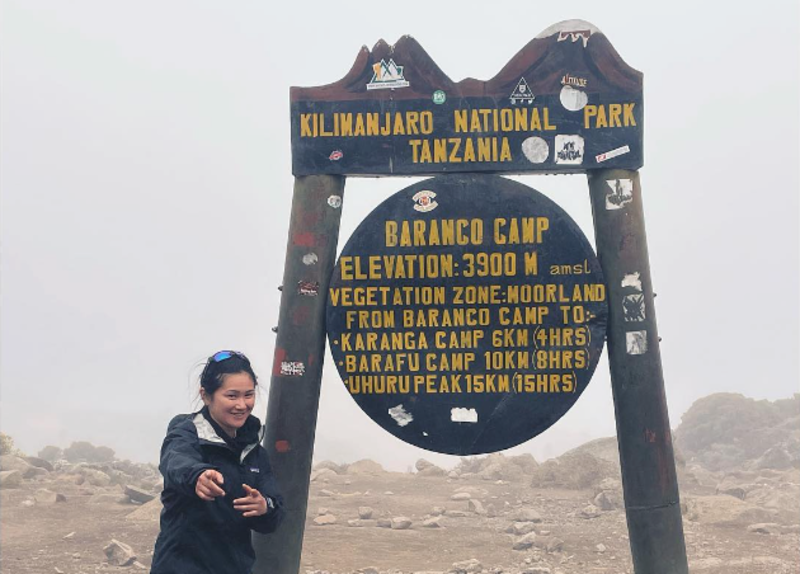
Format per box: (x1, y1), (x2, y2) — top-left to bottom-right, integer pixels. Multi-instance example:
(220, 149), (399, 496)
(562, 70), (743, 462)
(1, 1), (798, 471)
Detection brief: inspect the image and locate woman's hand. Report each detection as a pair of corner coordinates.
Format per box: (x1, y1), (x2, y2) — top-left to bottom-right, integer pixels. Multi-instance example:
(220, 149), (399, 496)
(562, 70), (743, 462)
(195, 469), (226, 501)
(233, 484), (268, 517)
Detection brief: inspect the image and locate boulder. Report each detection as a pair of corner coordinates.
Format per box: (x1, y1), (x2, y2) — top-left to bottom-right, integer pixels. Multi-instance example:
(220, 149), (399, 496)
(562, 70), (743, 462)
(0, 455), (32, 473)
(345, 460), (385, 475)
(310, 468), (338, 483)
(0, 470), (23, 489)
(313, 460), (343, 474)
(124, 485), (155, 504)
(80, 468), (112, 487)
(682, 495), (775, 525)
(34, 489), (66, 504)
(593, 490), (621, 511)
(24, 456), (54, 472)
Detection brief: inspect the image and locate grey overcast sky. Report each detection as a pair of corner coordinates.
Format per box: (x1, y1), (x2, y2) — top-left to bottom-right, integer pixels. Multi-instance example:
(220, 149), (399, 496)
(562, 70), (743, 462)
(1, 1), (798, 471)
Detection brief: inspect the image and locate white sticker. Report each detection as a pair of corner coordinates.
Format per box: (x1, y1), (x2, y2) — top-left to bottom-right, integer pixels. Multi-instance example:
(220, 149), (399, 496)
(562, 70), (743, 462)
(554, 135), (584, 165)
(596, 145), (631, 163)
(560, 85), (588, 111)
(626, 331), (648, 355)
(605, 179), (633, 210)
(388, 404), (413, 427)
(621, 272), (643, 292)
(327, 195), (342, 209)
(510, 77), (535, 105)
(521, 137), (549, 163)
(302, 253), (318, 266)
(366, 59), (409, 90)
(451, 408), (478, 423)
(412, 190), (438, 212)
(280, 361), (305, 376)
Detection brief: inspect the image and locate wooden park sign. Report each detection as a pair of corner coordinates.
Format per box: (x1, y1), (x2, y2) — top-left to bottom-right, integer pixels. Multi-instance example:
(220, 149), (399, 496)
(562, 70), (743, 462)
(258, 19), (689, 574)
(290, 21), (642, 176)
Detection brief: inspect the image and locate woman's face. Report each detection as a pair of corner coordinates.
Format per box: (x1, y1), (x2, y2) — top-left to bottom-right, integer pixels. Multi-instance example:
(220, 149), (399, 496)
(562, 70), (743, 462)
(202, 372), (256, 437)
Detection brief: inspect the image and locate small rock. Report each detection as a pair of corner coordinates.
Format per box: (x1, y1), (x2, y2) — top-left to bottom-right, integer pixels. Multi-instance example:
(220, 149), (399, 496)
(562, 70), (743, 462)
(348, 519), (375, 527)
(358, 506), (374, 519)
(431, 506), (445, 516)
(522, 568), (551, 574)
(468, 499), (486, 515)
(515, 508), (542, 522)
(376, 518), (392, 528)
(132, 561), (148, 570)
(104, 539), (137, 567)
(513, 532), (537, 550)
(317, 507), (329, 516)
(313, 514), (337, 525)
(450, 558), (482, 573)
(511, 521), (537, 536)
(391, 516), (412, 530)
(451, 492), (472, 501)
(21, 499), (35, 507)
(596, 543), (607, 553)
(545, 538), (564, 553)
(445, 510), (469, 518)
(593, 491), (619, 511)
(358, 567), (380, 574)
(63, 532), (76, 539)
(747, 522), (780, 535)
(580, 504), (601, 519)
(318, 489), (335, 497)
(423, 516), (442, 528)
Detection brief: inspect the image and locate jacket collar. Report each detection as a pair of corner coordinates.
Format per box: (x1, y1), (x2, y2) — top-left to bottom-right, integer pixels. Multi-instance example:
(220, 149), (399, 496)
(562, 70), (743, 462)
(192, 412), (265, 463)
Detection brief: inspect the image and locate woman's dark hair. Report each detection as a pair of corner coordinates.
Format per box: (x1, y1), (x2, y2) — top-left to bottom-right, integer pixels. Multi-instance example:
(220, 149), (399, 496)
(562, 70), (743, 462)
(199, 350), (258, 395)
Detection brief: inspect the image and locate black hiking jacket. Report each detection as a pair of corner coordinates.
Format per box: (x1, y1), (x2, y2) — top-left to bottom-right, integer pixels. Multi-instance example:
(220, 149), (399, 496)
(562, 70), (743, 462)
(150, 410), (284, 574)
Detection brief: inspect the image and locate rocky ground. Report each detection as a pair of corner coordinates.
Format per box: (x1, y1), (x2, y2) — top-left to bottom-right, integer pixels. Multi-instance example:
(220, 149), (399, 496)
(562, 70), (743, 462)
(1, 393), (798, 574)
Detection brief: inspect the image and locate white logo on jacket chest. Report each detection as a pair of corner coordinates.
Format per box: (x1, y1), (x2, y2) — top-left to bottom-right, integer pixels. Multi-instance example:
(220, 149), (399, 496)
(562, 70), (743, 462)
(249, 467), (260, 473)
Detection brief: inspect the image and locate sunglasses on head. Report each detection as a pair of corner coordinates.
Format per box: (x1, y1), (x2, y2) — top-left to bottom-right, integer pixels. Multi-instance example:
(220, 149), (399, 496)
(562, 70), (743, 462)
(210, 350), (247, 363)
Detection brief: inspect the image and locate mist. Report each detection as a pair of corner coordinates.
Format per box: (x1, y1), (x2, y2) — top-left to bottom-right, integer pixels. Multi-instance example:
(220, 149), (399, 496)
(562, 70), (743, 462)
(1, 0), (797, 472)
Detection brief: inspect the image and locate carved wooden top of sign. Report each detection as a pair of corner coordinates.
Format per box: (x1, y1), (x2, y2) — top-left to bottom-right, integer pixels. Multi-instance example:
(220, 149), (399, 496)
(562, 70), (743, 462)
(290, 19), (643, 177)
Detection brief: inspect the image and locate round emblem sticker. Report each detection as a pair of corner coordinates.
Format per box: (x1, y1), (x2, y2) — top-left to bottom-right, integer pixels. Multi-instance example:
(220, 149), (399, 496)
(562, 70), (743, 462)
(326, 174), (608, 455)
(432, 90), (446, 105)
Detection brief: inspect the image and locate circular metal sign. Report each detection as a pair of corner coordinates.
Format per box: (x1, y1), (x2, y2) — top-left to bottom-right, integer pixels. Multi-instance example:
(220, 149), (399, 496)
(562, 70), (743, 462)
(326, 174), (607, 455)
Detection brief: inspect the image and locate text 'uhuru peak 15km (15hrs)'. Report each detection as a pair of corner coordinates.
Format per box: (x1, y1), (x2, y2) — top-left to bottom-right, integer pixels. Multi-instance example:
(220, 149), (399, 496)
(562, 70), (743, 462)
(325, 174), (608, 455)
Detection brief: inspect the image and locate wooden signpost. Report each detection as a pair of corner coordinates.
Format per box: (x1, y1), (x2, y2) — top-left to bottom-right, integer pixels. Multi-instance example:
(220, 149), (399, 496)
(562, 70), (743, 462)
(255, 19), (689, 574)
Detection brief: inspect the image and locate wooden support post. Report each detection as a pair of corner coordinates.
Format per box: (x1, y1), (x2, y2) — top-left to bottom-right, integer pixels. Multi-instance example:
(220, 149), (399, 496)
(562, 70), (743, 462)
(252, 175), (345, 574)
(588, 169), (689, 574)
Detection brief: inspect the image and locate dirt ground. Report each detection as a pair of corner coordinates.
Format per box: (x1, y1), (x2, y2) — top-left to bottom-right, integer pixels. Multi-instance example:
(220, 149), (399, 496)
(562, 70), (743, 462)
(1, 466), (798, 574)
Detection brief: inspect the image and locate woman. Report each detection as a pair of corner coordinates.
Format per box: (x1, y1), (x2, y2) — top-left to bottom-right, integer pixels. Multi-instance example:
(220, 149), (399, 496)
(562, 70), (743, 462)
(151, 350), (284, 574)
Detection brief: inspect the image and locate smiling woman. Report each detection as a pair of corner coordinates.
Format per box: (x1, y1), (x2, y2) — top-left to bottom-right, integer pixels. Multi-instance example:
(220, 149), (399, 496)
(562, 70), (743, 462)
(150, 350), (284, 574)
